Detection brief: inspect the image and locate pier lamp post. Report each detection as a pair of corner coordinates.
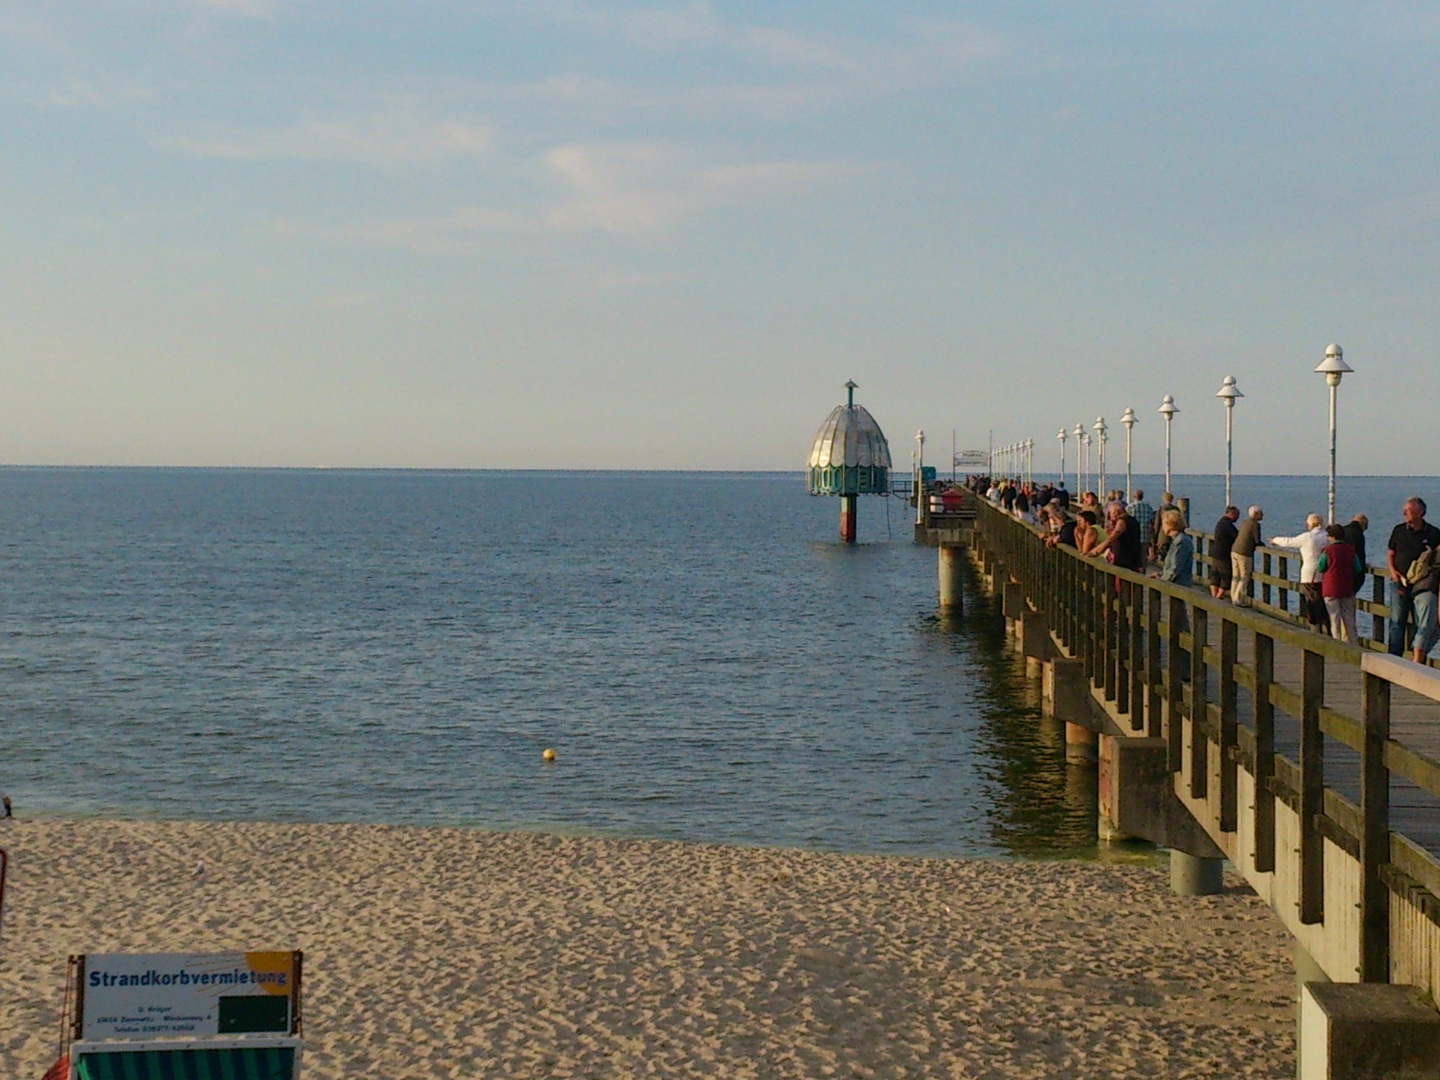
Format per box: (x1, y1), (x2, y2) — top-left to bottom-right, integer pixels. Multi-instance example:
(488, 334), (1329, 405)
(915, 429), (926, 526)
(1120, 407), (1137, 501)
(1081, 432), (1091, 492)
(1157, 395), (1178, 495)
(1094, 416), (1108, 497)
(1057, 428), (1068, 484)
(1025, 439), (1034, 487)
(1216, 376), (1243, 508)
(1073, 423), (1084, 494)
(1316, 344), (1352, 525)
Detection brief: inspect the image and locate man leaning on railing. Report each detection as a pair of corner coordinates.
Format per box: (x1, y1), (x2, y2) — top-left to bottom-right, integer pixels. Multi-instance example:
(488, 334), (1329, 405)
(1386, 496), (1440, 663)
(1231, 506), (1264, 607)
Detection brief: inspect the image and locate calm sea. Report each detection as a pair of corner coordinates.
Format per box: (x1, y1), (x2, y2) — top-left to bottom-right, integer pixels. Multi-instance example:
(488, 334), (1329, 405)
(0, 469), (1430, 857)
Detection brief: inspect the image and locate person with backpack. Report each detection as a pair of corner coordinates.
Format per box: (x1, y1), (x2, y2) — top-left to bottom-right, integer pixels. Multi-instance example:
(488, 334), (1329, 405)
(1386, 497), (1440, 662)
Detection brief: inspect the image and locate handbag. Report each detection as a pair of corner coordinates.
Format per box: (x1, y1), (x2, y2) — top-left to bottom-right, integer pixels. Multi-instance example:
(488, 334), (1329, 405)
(1405, 546), (1436, 588)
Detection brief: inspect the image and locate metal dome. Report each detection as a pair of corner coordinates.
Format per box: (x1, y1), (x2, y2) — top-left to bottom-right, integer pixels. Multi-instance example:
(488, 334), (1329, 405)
(807, 381), (892, 496)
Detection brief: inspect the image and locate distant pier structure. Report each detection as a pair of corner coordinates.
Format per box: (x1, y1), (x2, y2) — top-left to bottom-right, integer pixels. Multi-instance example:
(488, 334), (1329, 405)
(807, 381), (891, 543)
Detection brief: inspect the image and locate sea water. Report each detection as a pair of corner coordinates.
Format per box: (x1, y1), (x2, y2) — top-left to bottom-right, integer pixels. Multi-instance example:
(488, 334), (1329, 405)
(0, 469), (1429, 857)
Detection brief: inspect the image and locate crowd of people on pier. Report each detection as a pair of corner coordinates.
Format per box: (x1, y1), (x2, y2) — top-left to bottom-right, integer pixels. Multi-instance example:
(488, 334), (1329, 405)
(963, 475), (1440, 667)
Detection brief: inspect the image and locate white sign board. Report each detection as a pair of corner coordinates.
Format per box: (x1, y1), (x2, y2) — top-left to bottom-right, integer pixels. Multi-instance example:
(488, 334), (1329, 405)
(79, 952), (299, 1041)
(954, 450), (988, 472)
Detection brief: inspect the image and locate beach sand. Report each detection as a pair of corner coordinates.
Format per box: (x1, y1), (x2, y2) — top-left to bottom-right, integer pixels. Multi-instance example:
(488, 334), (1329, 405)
(0, 820), (1295, 1078)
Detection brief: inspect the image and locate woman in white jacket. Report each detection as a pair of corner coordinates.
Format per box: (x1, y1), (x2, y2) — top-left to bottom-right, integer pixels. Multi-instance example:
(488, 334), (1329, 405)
(1270, 513), (1330, 632)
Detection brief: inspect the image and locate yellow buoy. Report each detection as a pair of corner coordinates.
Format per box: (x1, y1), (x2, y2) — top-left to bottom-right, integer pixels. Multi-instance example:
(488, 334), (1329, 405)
(542, 748), (556, 763)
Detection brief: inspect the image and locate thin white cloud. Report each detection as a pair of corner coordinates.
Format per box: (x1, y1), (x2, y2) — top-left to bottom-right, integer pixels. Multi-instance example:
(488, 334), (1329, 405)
(185, 0), (277, 17)
(489, 17), (1003, 122)
(166, 114), (495, 166)
(327, 207), (534, 253)
(544, 143), (857, 237)
(526, 0), (720, 49)
(45, 77), (154, 107)
(318, 143), (858, 250)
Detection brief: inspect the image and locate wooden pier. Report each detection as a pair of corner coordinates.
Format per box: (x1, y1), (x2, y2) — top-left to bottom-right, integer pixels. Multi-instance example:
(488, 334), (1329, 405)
(969, 499), (1440, 1078)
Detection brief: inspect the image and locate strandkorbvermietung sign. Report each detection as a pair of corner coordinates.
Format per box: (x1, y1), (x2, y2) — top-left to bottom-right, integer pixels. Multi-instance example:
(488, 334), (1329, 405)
(76, 951), (301, 1041)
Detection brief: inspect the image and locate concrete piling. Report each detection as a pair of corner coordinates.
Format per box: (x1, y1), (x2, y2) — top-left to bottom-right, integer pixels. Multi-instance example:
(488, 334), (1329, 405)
(1020, 609), (1049, 677)
(1169, 850), (1224, 896)
(1002, 581), (1025, 636)
(938, 545), (963, 610)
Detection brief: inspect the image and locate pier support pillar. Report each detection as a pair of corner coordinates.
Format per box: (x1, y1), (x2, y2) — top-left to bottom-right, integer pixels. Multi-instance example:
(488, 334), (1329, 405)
(1002, 581), (1025, 636)
(1169, 851), (1224, 896)
(1299, 982), (1440, 1080)
(1052, 658), (1099, 764)
(1020, 609), (1049, 677)
(938, 545), (963, 611)
(1065, 724), (1098, 765)
(840, 495), (857, 544)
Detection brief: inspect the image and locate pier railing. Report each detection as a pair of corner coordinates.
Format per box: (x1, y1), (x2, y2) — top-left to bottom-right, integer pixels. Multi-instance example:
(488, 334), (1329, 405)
(1189, 528), (1395, 649)
(972, 499), (1440, 995)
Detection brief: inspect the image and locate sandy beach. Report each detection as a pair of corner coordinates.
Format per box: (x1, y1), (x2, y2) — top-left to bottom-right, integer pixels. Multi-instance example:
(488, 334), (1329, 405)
(0, 820), (1295, 1078)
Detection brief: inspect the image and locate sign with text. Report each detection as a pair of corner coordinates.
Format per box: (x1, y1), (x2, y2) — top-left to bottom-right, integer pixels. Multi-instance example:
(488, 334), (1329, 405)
(954, 450), (988, 472)
(78, 951), (301, 1041)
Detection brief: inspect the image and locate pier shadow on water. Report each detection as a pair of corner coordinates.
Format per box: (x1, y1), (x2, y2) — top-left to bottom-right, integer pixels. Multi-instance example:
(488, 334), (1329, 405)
(923, 559), (1153, 862)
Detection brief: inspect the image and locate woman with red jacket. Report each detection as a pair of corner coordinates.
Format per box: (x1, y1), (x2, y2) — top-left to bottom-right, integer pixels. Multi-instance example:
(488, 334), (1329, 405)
(1317, 524), (1364, 643)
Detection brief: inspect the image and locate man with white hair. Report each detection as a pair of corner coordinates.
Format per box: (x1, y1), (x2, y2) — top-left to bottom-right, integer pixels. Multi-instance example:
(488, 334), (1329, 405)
(1230, 506), (1264, 606)
(1387, 497), (1440, 661)
(1271, 513), (1331, 633)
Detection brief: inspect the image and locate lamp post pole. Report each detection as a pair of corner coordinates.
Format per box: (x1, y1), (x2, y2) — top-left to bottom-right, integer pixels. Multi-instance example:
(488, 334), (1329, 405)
(1094, 416), (1108, 497)
(1316, 344), (1352, 524)
(1025, 439), (1034, 487)
(1073, 423), (1084, 495)
(1120, 407), (1137, 501)
(1216, 376), (1243, 508)
(1057, 428), (1068, 484)
(1158, 395), (1178, 496)
(916, 429), (926, 526)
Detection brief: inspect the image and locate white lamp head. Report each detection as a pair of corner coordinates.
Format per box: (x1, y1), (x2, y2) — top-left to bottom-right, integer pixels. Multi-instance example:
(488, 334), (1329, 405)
(1158, 394), (1178, 418)
(1216, 375), (1243, 405)
(1120, 407), (1138, 429)
(1316, 343), (1351, 387)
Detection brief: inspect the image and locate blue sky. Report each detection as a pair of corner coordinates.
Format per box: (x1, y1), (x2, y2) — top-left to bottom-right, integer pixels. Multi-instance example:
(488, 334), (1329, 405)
(0, 1), (1436, 471)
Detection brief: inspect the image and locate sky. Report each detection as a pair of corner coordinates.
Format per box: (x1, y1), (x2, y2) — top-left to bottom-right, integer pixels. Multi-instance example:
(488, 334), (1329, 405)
(0, 1), (1436, 471)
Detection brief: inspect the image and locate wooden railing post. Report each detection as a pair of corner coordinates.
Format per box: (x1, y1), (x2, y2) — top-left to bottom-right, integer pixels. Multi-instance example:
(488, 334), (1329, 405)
(1104, 574), (1119, 702)
(1300, 648), (1325, 925)
(1129, 582), (1146, 733)
(1189, 604), (1209, 800)
(1360, 669), (1391, 982)
(1372, 572), (1385, 648)
(1167, 594), (1185, 772)
(1146, 584), (1163, 737)
(1086, 563), (1101, 687)
(1116, 578), (1131, 716)
(1253, 631), (1276, 873)
(1219, 616), (1239, 832)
